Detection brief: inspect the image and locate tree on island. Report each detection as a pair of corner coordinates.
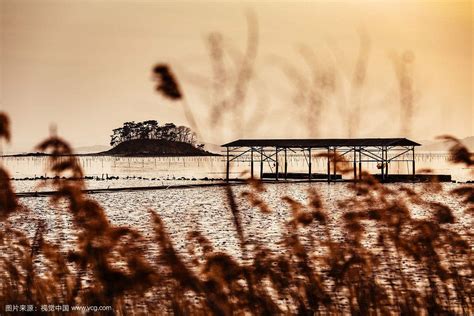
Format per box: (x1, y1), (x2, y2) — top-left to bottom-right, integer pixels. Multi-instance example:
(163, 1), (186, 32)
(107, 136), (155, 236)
(110, 120), (199, 147)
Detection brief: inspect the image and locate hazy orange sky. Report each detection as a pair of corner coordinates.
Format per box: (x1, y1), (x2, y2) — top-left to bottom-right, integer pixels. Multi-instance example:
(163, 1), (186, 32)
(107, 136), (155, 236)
(1, 0), (472, 152)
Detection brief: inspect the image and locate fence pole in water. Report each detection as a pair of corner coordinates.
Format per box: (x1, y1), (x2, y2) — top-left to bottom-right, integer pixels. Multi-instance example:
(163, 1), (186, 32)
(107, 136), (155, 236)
(284, 148), (288, 180)
(327, 147), (330, 183)
(412, 146), (415, 181)
(226, 147), (230, 182)
(250, 147), (254, 179)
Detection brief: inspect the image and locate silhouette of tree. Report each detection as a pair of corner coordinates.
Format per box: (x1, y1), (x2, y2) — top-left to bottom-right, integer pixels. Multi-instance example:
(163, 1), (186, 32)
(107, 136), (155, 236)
(122, 122), (136, 141)
(144, 120), (159, 138)
(109, 120), (199, 148)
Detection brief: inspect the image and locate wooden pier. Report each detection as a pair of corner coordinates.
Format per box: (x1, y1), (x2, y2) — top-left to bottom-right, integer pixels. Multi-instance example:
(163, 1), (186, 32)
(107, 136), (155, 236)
(222, 138), (421, 182)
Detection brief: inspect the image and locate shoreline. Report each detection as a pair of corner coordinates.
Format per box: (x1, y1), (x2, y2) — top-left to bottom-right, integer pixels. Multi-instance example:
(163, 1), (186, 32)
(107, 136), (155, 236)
(0, 152), (221, 158)
(14, 179), (473, 198)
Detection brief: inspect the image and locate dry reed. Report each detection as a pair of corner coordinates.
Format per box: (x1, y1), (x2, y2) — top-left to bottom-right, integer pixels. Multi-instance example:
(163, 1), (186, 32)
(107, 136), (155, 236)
(0, 120), (472, 315)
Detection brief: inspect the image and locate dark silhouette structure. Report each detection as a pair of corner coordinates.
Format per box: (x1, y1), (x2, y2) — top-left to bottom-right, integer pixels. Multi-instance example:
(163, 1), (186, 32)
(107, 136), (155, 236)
(222, 138), (421, 182)
(110, 121), (198, 147)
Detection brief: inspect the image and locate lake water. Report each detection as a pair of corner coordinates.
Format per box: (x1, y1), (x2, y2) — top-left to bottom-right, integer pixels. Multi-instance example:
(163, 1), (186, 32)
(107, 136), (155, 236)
(0, 152), (471, 185)
(7, 181), (472, 314)
(2, 155), (471, 313)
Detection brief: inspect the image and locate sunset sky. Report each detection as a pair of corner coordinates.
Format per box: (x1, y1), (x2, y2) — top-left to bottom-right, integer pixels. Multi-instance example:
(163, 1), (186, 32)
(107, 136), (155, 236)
(1, 0), (472, 152)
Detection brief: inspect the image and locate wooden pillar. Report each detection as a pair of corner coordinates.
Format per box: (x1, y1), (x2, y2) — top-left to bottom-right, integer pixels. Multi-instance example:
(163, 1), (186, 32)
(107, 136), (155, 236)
(333, 147), (337, 181)
(226, 147), (230, 182)
(250, 147), (254, 179)
(284, 148), (288, 180)
(381, 148), (385, 182)
(275, 147), (279, 181)
(260, 147), (264, 179)
(308, 147), (312, 181)
(353, 147), (357, 181)
(385, 147), (389, 180)
(358, 147), (362, 180)
(412, 146), (416, 181)
(327, 147), (331, 183)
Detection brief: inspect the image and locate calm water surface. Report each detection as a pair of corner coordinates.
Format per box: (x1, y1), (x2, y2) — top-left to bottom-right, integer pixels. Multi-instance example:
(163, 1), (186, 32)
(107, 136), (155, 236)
(1, 153), (471, 184)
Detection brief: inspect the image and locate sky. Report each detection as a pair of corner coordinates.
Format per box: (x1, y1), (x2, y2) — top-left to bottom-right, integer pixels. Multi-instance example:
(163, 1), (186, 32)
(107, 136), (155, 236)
(1, 0), (472, 152)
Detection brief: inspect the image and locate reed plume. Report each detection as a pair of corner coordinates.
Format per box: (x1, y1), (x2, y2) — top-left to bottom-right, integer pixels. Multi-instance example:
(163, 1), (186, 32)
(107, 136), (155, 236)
(0, 112), (11, 142)
(152, 64), (202, 139)
(1, 112), (472, 314)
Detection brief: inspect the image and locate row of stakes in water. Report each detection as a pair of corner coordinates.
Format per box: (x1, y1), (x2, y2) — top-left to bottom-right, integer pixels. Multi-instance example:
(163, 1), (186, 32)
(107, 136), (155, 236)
(10, 174), (225, 181)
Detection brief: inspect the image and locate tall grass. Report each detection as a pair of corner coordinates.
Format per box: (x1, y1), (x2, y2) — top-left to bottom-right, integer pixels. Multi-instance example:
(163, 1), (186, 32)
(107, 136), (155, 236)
(392, 51), (416, 137)
(0, 112), (472, 314)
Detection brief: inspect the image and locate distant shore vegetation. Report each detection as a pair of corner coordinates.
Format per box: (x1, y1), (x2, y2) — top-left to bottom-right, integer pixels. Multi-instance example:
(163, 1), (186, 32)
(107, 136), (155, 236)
(110, 120), (203, 149)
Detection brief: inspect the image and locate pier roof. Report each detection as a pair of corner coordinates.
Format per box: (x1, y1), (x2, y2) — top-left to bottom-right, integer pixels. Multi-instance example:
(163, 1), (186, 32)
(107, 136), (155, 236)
(222, 138), (420, 148)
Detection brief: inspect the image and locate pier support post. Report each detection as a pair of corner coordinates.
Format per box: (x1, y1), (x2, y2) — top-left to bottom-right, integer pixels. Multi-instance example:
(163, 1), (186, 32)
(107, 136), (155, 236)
(333, 147), (337, 181)
(226, 147), (230, 182)
(260, 147), (264, 179)
(308, 147), (312, 182)
(327, 147), (331, 183)
(250, 147), (254, 179)
(412, 146), (416, 181)
(353, 147), (357, 181)
(275, 147), (279, 181)
(358, 147), (362, 180)
(385, 147), (389, 181)
(381, 148), (385, 182)
(284, 148), (288, 180)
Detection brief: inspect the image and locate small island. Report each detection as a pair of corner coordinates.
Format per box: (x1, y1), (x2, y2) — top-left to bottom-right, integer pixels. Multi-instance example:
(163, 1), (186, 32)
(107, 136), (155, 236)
(1, 120), (218, 157)
(99, 120), (216, 157)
